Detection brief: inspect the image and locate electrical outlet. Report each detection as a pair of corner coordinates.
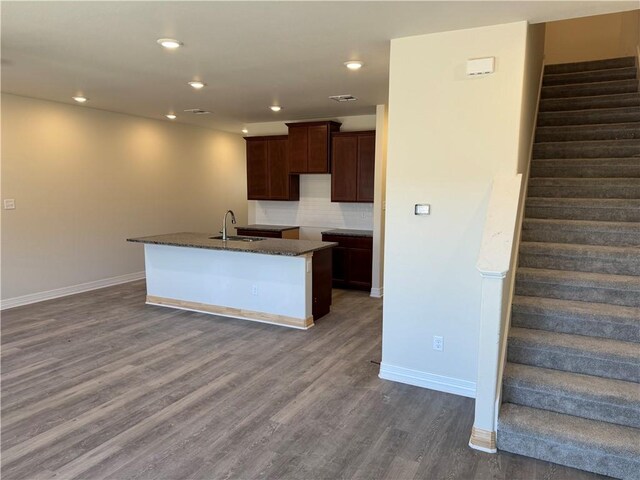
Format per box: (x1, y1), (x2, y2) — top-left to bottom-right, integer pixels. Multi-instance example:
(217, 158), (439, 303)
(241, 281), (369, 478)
(3, 199), (15, 210)
(251, 285), (258, 296)
(433, 336), (444, 352)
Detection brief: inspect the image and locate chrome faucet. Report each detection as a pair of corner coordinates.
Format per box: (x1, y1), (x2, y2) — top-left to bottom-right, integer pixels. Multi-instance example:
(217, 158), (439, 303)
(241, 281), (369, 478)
(221, 210), (237, 241)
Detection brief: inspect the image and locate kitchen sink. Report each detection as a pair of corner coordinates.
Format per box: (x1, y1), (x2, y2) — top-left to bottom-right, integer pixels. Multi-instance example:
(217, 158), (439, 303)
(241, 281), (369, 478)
(209, 235), (265, 242)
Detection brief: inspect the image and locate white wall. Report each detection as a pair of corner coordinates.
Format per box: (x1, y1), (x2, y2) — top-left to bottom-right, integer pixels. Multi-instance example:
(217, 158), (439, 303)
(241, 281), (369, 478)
(545, 10), (640, 65)
(1, 94), (247, 305)
(380, 21), (532, 397)
(246, 114), (377, 240)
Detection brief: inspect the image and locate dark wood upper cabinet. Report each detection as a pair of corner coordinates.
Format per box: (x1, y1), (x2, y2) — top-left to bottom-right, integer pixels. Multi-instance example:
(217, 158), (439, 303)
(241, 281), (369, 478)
(245, 136), (299, 201)
(286, 121), (341, 174)
(246, 139), (269, 200)
(331, 131), (376, 203)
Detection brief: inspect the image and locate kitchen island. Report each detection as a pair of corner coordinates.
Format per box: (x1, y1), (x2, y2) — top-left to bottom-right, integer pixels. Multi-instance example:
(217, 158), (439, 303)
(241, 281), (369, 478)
(127, 232), (336, 329)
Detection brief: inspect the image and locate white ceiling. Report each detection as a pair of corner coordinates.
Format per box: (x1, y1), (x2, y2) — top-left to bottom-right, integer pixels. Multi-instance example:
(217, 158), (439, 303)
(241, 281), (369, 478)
(2, 1), (636, 133)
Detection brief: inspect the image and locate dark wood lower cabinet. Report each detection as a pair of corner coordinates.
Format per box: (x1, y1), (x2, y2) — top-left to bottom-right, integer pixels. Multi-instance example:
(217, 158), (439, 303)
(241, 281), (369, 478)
(312, 247), (333, 320)
(235, 228), (300, 239)
(321, 234), (372, 291)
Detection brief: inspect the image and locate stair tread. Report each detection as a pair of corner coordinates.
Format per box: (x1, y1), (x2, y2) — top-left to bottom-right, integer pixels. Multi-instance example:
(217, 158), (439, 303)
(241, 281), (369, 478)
(537, 122), (640, 132)
(527, 197), (640, 208)
(539, 92), (640, 112)
(528, 177), (640, 186)
(504, 363), (640, 406)
(531, 157), (640, 166)
(544, 66), (638, 79)
(498, 403), (640, 457)
(520, 241), (640, 257)
(523, 218), (640, 233)
(544, 57), (636, 74)
(539, 106), (640, 117)
(534, 138), (640, 147)
(512, 295), (640, 324)
(508, 326), (640, 362)
(542, 78), (638, 91)
(517, 267), (640, 290)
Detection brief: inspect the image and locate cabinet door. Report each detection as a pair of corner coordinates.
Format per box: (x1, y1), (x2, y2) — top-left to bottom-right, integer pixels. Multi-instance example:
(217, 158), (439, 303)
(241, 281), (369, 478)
(348, 247), (373, 290)
(357, 134), (376, 202)
(331, 136), (358, 202)
(331, 246), (348, 288)
(268, 138), (289, 200)
(288, 127), (308, 173)
(246, 140), (269, 200)
(308, 124), (330, 173)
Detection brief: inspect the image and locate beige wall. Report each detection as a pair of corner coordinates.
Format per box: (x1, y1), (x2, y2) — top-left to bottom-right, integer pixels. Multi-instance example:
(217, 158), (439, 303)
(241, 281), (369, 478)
(381, 21), (544, 396)
(1, 94), (247, 302)
(518, 23), (546, 174)
(545, 10), (640, 64)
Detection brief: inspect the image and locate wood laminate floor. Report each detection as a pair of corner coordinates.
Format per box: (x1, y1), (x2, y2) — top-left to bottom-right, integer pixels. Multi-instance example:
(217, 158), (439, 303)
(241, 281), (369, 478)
(1, 281), (605, 480)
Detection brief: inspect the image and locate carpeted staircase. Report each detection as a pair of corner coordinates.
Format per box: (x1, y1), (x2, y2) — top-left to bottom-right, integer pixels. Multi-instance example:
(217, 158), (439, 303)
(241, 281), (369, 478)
(496, 56), (640, 479)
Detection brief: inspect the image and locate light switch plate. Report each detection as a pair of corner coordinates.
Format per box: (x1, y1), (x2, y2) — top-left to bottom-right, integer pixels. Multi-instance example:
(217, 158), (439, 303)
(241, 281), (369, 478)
(3, 199), (15, 210)
(415, 204), (430, 215)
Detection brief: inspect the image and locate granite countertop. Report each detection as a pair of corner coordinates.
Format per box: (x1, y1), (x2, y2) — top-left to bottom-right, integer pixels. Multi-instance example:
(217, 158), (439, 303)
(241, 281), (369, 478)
(127, 232), (336, 257)
(235, 224), (300, 232)
(321, 229), (373, 238)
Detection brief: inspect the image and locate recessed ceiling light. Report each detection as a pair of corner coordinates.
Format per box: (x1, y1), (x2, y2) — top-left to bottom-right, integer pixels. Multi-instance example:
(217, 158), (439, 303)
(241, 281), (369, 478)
(242, 128), (249, 134)
(72, 96), (88, 103)
(157, 38), (183, 49)
(344, 61), (364, 70)
(269, 105), (282, 112)
(188, 81), (206, 89)
(165, 114), (177, 120)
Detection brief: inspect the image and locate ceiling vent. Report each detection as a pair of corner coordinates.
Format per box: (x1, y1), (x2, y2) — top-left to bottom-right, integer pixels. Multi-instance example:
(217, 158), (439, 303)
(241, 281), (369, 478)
(183, 108), (212, 115)
(329, 94), (358, 102)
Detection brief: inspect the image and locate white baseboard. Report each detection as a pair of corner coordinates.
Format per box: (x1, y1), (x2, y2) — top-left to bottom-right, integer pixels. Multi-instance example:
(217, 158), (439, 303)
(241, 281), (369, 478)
(379, 362), (476, 398)
(370, 287), (383, 298)
(1, 271), (146, 310)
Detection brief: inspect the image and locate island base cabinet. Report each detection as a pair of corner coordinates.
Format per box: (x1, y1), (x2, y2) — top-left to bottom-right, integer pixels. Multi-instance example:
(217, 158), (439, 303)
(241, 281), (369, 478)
(321, 234), (372, 291)
(312, 247), (333, 320)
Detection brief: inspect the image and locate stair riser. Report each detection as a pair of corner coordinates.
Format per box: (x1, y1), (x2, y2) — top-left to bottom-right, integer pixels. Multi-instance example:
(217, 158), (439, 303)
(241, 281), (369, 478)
(527, 185), (640, 198)
(526, 205), (640, 222)
(535, 127), (640, 142)
(530, 163), (640, 178)
(502, 384), (640, 428)
(543, 68), (637, 86)
(515, 281), (640, 307)
(538, 111), (640, 127)
(541, 80), (638, 99)
(533, 143), (640, 159)
(497, 427), (639, 479)
(519, 252), (640, 276)
(545, 57), (636, 74)
(521, 228), (640, 247)
(539, 93), (640, 112)
(511, 311), (639, 343)
(506, 344), (639, 382)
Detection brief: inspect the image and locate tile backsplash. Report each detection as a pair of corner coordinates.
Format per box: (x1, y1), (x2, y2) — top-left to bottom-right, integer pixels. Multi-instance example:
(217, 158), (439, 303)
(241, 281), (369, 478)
(250, 175), (373, 240)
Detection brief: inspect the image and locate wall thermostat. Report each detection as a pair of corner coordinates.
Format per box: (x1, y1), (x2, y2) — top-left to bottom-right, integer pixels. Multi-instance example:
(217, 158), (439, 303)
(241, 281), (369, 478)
(466, 57), (495, 76)
(415, 204), (430, 215)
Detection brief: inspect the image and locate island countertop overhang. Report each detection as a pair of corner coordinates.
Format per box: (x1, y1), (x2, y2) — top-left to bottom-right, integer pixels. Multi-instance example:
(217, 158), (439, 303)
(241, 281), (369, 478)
(127, 232), (337, 257)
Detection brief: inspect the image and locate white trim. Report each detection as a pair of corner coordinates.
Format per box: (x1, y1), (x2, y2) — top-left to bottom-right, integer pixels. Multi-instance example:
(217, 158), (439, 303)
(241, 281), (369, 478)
(1, 271), (146, 310)
(370, 287), (383, 298)
(378, 363), (476, 398)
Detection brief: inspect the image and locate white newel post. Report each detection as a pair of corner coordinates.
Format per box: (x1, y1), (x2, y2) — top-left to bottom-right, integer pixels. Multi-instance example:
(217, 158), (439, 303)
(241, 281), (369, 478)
(469, 173), (523, 453)
(470, 270), (506, 453)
